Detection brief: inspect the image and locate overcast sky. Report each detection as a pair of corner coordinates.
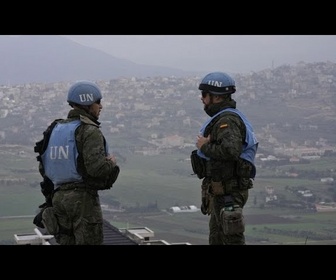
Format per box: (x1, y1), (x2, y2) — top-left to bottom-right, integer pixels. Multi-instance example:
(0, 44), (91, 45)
(63, 35), (336, 74)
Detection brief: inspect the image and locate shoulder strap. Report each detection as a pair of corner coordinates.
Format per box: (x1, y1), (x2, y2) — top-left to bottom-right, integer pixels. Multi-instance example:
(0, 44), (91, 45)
(34, 118), (63, 161)
(204, 110), (238, 136)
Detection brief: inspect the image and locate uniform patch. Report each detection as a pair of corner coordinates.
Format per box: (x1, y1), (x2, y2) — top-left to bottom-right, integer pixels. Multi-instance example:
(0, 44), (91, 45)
(220, 124), (228, 129)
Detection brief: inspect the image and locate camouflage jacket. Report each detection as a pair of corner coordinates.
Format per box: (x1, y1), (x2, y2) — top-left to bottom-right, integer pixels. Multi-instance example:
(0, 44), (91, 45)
(200, 99), (248, 182)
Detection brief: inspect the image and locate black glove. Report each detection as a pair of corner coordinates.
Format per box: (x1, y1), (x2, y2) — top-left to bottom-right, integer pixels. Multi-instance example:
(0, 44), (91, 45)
(201, 197), (212, 215)
(201, 179), (212, 215)
(38, 202), (49, 209)
(201, 198), (208, 215)
(33, 199), (52, 228)
(33, 210), (45, 228)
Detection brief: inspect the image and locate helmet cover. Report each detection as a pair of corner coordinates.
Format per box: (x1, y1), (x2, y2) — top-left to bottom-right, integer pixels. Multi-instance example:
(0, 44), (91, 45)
(67, 80), (102, 105)
(199, 72), (236, 94)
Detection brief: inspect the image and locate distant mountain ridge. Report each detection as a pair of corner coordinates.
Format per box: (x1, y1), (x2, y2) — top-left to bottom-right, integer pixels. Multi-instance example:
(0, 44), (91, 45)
(0, 35), (200, 86)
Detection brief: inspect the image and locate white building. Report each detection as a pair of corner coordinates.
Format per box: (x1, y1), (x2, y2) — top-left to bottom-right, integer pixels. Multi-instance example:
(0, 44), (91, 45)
(168, 205), (200, 213)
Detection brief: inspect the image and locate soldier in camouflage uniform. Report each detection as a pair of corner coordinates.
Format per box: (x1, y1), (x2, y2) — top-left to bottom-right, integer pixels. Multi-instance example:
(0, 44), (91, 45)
(35, 80), (120, 245)
(195, 72), (258, 245)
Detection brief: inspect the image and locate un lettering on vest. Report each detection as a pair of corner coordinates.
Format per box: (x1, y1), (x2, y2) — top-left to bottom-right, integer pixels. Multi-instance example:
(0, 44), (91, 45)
(49, 146), (70, 160)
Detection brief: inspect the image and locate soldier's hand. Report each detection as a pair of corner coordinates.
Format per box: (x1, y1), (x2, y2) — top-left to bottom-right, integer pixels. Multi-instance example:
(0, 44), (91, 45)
(196, 135), (210, 150)
(201, 197), (212, 215)
(107, 155), (117, 167)
(201, 198), (208, 215)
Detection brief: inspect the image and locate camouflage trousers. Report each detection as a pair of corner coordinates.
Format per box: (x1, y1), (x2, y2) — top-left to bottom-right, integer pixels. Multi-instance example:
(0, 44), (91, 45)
(44, 186), (104, 245)
(208, 189), (249, 245)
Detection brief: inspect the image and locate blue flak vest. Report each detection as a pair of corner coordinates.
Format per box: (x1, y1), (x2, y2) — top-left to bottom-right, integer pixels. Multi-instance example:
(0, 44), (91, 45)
(41, 120), (83, 186)
(197, 108), (258, 179)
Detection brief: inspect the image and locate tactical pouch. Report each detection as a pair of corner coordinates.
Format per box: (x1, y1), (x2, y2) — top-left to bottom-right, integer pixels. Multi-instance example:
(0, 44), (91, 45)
(40, 177), (54, 197)
(220, 206), (245, 235)
(42, 207), (59, 236)
(33, 210), (45, 228)
(236, 158), (253, 178)
(33, 201), (53, 228)
(110, 165), (120, 186)
(238, 177), (254, 190)
(190, 150), (207, 179)
(211, 180), (224, 195)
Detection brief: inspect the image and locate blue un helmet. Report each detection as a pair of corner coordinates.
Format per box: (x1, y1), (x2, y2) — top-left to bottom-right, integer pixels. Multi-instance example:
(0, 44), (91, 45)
(67, 80), (102, 106)
(199, 72), (236, 95)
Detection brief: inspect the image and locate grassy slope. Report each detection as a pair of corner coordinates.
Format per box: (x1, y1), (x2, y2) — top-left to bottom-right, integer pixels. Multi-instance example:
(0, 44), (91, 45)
(1, 149), (336, 245)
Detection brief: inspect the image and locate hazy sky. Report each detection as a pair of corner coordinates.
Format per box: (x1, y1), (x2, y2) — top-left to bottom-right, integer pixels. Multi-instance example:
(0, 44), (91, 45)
(63, 35), (336, 73)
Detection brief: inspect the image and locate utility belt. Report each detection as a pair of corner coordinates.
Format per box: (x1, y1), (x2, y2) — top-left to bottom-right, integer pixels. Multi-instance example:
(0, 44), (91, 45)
(210, 178), (238, 196)
(191, 150), (253, 181)
(190, 151), (237, 182)
(210, 177), (253, 196)
(55, 181), (86, 191)
(54, 182), (105, 198)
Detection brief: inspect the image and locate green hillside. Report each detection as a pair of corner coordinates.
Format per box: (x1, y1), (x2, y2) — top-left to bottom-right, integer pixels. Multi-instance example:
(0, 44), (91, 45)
(1, 146), (336, 245)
